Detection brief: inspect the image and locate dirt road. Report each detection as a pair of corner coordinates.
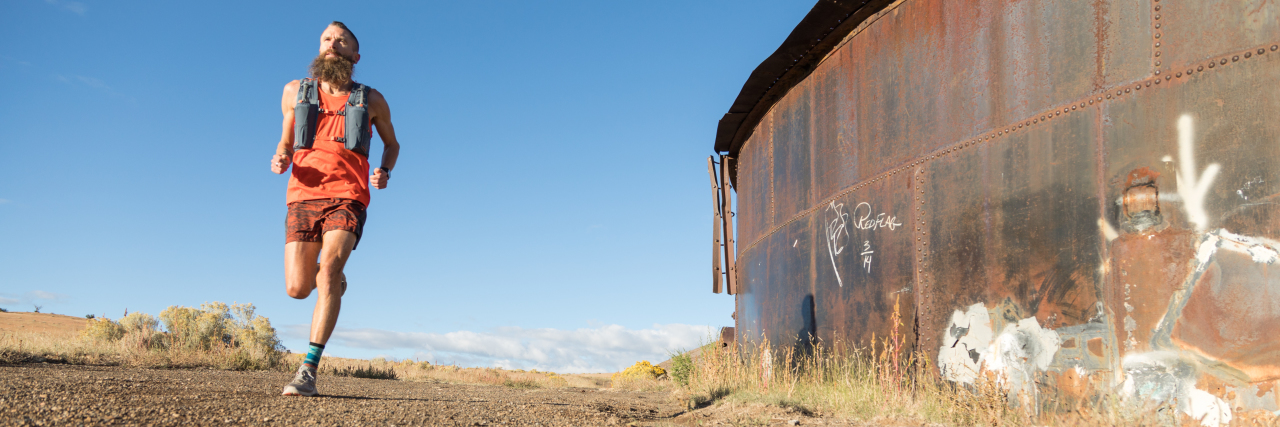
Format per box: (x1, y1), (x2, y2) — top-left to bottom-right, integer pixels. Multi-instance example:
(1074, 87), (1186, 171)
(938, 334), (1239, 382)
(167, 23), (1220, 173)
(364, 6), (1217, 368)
(1, 363), (685, 426)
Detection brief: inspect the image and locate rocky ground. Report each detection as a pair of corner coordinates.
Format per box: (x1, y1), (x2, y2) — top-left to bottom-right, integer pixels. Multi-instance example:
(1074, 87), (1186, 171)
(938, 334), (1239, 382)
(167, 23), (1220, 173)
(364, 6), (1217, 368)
(1, 363), (688, 426)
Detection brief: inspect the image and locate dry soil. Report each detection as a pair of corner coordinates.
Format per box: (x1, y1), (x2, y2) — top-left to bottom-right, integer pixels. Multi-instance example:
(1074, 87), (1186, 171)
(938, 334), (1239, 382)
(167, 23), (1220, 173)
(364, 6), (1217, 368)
(0, 363), (686, 426)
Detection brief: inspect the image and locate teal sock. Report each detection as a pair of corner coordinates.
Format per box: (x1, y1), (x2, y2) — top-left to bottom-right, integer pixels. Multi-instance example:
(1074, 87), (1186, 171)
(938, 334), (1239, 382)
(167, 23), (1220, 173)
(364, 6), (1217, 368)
(303, 342), (325, 370)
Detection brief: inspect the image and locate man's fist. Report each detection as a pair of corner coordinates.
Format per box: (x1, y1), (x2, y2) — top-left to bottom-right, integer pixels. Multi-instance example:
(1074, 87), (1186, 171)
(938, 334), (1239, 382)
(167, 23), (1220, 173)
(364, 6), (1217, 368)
(271, 153), (291, 174)
(371, 167), (390, 189)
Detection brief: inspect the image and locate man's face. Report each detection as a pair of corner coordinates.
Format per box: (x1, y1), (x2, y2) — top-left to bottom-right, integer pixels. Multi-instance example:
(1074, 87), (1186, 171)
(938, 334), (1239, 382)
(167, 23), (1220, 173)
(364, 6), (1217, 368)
(310, 25), (359, 85)
(319, 25), (359, 64)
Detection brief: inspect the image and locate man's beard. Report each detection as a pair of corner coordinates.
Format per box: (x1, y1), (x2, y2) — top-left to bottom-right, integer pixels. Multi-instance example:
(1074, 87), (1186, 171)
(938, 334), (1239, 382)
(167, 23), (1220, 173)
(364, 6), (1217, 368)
(309, 51), (355, 85)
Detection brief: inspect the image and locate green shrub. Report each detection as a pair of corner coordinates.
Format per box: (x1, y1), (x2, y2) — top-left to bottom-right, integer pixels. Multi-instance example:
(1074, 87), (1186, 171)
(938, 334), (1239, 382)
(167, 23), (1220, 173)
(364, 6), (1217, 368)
(670, 352), (694, 386)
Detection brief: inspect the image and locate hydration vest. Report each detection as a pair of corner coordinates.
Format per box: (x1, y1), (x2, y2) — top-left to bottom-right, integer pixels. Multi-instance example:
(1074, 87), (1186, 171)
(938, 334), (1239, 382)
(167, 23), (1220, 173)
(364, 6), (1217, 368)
(293, 78), (373, 157)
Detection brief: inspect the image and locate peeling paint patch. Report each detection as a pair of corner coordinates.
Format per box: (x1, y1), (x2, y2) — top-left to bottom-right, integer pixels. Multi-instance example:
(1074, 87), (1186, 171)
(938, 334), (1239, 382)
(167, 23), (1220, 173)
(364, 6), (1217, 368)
(1121, 352), (1233, 426)
(985, 317), (1061, 399)
(938, 303), (993, 384)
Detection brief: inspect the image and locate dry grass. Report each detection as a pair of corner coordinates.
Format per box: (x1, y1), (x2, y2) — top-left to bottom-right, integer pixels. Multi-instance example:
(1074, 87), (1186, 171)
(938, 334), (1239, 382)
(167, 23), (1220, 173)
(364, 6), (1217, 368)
(669, 298), (1280, 427)
(307, 355), (610, 389)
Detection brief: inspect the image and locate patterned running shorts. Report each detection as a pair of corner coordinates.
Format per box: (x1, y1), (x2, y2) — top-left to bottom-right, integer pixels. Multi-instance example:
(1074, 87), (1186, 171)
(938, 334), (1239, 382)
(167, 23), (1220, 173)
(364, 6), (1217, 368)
(285, 198), (367, 250)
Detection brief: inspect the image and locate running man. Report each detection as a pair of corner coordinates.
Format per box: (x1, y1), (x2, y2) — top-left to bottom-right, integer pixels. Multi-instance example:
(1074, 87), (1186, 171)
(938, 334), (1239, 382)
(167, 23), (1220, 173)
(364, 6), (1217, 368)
(271, 21), (401, 397)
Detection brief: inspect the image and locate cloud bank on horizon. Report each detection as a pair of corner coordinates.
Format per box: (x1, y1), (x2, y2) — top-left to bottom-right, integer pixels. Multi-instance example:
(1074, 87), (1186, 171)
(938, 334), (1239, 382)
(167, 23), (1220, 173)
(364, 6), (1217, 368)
(284, 323), (713, 374)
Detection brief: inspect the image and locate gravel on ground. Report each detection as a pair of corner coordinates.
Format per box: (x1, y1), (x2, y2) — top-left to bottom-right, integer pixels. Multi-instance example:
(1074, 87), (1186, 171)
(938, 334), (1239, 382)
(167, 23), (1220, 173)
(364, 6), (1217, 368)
(1, 363), (686, 426)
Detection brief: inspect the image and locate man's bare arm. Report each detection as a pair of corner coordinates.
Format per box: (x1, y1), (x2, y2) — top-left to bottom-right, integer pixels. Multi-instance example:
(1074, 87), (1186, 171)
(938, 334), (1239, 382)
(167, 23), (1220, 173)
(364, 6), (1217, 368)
(272, 80), (302, 174)
(367, 88), (400, 189)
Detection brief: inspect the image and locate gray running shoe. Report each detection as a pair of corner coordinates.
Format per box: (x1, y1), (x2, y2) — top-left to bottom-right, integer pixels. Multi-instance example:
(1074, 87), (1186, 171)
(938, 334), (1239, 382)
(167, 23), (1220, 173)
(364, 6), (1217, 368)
(282, 365), (319, 397)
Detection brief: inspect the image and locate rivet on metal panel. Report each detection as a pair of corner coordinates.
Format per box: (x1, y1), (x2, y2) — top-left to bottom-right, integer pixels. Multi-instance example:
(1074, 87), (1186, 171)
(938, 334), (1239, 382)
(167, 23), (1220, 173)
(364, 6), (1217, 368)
(1155, 51), (1161, 57)
(1125, 88), (1131, 93)
(1056, 111), (1061, 116)
(1233, 55), (1240, 61)
(1155, 69), (1161, 75)
(1088, 100), (1093, 105)
(1098, 97), (1104, 102)
(1064, 108), (1070, 113)
(1155, 14), (1160, 20)
(1155, 42), (1161, 48)
(1071, 105), (1077, 110)
(1197, 65), (1203, 71)
(1208, 62), (1214, 68)
(1135, 84), (1141, 90)
(1154, 23), (1161, 29)
(1273, 45), (1278, 51)
(1187, 69), (1193, 75)
(1145, 81), (1151, 87)
(1220, 59), (1227, 65)
(1155, 79), (1161, 84)
(1176, 72), (1183, 77)
(1156, 60), (1162, 66)
(1261, 48), (1268, 55)
(1080, 103), (1085, 108)
(1166, 75), (1172, 80)
(1154, 33), (1161, 38)
(998, 131), (1002, 136)
(1246, 52), (1252, 58)
(1154, 5), (1160, 10)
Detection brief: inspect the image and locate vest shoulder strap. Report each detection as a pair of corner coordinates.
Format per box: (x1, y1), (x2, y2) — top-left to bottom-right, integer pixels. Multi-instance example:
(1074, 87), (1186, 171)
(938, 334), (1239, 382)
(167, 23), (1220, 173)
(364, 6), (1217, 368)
(296, 78), (319, 105)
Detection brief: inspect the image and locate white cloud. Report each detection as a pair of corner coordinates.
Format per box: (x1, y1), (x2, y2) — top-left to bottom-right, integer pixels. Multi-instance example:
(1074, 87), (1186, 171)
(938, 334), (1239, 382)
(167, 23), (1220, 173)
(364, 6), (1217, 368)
(42, 0), (87, 15)
(28, 290), (68, 301)
(0, 297), (19, 305)
(285, 324), (713, 373)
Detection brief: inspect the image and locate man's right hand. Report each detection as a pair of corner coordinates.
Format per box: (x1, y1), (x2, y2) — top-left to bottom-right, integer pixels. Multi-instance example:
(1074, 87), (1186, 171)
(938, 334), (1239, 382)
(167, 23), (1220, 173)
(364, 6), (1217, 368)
(271, 153), (292, 174)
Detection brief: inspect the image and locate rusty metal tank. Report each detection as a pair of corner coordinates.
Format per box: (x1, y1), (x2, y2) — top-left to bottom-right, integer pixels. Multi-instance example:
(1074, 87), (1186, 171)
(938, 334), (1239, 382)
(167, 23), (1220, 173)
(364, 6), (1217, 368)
(709, 0), (1280, 420)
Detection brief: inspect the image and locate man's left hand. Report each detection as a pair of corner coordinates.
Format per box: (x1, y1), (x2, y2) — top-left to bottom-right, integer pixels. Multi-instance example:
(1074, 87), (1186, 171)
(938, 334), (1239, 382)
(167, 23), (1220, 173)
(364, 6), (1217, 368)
(371, 168), (389, 189)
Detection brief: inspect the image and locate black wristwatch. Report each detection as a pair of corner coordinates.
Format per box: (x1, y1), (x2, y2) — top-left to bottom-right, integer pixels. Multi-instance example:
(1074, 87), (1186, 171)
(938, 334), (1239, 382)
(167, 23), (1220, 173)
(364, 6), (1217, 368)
(378, 167), (390, 174)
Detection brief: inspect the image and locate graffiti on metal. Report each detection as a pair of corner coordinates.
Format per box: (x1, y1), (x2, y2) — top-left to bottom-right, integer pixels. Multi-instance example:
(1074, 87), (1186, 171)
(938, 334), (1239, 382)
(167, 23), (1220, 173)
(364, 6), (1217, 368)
(713, 0), (1280, 423)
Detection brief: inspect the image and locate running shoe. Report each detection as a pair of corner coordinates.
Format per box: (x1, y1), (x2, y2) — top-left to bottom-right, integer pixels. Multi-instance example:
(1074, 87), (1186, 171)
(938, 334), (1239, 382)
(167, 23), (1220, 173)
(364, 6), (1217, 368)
(281, 365), (319, 397)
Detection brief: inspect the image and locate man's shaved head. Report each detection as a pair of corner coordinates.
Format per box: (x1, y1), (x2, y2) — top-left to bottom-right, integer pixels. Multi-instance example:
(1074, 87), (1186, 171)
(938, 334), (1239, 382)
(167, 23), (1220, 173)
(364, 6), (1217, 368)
(328, 21), (359, 53)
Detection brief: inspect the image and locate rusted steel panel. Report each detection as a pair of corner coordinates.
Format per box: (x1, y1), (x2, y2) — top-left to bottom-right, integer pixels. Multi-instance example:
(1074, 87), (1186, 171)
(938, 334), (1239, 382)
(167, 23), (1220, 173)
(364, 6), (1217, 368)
(771, 86), (814, 224)
(721, 0), (1280, 419)
(734, 218), (814, 347)
(811, 59), (860, 210)
(736, 120), (773, 250)
(921, 109), (1109, 385)
(1160, 0), (1280, 71)
(812, 173), (917, 350)
(757, 217), (815, 348)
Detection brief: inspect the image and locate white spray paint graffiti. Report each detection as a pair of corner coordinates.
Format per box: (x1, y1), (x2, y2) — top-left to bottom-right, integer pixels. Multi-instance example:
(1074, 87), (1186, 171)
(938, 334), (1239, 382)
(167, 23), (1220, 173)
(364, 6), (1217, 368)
(938, 303), (993, 383)
(824, 201), (901, 286)
(1170, 114), (1221, 231)
(937, 302), (1061, 400)
(824, 201), (851, 287)
(985, 318), (1061, 401)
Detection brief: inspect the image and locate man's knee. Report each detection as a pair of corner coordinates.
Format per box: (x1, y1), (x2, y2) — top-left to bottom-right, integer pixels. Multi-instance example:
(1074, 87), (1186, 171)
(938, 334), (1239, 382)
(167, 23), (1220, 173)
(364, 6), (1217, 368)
(285, 281), (313, 299)
(315, 264), (345, 296)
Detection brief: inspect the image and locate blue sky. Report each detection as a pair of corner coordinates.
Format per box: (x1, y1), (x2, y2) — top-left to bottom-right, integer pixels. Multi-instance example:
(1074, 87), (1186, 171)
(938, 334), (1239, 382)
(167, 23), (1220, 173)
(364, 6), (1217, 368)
(0, 0), (810, 372)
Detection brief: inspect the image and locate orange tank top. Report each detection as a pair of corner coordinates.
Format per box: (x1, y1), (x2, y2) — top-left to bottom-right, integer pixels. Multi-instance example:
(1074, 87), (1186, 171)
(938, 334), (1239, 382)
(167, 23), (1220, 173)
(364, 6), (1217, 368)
(287, 87), (372, 207)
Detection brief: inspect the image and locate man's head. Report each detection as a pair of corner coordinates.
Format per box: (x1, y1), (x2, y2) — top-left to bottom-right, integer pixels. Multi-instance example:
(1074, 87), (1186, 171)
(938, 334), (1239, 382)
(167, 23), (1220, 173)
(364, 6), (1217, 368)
(309, 22), (361, 85)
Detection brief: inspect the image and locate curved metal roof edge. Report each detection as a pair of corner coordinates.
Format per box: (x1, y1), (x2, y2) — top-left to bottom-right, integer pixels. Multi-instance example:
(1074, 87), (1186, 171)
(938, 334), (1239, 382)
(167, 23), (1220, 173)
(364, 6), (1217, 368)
(714, 0), (897, 156)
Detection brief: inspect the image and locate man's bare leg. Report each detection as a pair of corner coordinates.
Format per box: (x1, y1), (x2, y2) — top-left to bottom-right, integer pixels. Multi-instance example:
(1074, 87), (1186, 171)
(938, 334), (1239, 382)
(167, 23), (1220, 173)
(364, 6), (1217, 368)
(282, 230), (357, 397)
(309, 230), (357, 344)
